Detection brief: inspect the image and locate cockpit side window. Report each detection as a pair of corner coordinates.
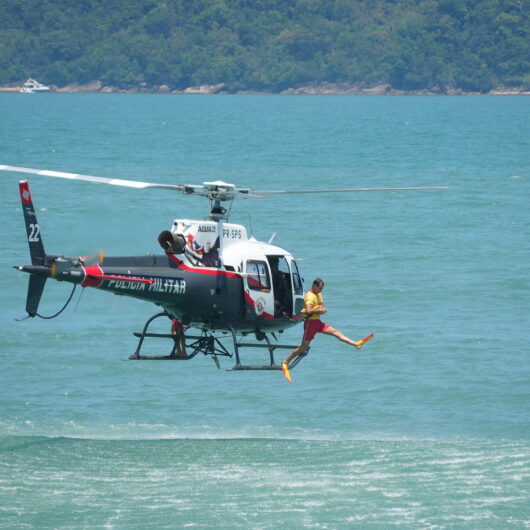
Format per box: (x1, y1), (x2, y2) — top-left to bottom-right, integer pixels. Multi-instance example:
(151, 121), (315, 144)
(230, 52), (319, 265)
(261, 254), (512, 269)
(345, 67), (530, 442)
(247, 260), (271, 291)
(290, 260), (303, 295)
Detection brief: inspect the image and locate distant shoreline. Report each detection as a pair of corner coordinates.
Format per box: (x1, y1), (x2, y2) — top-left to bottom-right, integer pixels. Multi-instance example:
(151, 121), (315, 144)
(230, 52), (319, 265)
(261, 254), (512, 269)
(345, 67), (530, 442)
(1, 81), (529, 95)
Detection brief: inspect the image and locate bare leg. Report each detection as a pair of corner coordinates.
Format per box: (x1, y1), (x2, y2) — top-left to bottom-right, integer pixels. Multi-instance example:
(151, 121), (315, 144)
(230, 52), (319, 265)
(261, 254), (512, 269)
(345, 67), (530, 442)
(174, 337), (182, 357)
(283, 339), (311, 366)
(323, 326), (362, 349)
(179, 334), (187, 357)
(173, 330), (187, 357)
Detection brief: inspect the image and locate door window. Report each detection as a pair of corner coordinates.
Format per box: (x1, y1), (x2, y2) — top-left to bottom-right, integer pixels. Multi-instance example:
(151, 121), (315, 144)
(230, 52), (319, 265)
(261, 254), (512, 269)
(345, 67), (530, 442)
(247, 260), (271, 291)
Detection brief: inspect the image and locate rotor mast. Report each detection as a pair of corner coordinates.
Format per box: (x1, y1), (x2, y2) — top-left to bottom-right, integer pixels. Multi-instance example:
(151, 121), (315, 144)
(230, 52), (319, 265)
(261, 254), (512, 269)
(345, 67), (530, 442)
(202, 181), (252, 222)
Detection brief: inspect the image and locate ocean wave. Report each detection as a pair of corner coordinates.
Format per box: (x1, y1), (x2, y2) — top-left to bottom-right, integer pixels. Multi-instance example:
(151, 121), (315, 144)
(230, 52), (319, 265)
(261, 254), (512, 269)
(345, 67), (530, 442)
(1, 420), (528, 444)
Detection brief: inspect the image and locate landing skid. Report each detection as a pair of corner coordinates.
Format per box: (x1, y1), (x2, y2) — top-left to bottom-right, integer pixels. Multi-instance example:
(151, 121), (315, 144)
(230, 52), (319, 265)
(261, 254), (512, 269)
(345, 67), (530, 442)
(129, 311), (309, 371)
(228, 325), (309, 371)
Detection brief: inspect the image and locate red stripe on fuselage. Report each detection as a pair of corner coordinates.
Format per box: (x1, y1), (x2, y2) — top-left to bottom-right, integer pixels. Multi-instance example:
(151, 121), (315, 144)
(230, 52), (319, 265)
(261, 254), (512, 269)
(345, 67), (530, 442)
(167, 254), (242, 279)
(244, 291), (254, 306)
(88, 273), (154, 284)
(244, 291), (274, 320)
(81, 264), (104, 287)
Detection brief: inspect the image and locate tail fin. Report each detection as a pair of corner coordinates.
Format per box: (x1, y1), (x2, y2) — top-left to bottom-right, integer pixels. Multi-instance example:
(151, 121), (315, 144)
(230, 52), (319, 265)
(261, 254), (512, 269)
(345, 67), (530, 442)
(25, 275), (47, 317)
(19, 180), (46, 265)
(19, 180), (47, 317)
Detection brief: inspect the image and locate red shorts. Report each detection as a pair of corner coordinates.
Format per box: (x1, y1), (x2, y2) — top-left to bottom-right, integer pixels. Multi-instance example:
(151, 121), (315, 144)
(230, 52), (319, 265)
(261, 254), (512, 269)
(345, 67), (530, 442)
(303, 319), (330, 342)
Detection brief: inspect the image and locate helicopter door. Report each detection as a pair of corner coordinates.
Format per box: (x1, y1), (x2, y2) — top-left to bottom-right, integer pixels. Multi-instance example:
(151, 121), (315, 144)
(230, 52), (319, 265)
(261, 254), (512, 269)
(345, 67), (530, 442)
(245, 260), (274, 319)
(267, 256), (294, 318)
(289, 259), (305, 316)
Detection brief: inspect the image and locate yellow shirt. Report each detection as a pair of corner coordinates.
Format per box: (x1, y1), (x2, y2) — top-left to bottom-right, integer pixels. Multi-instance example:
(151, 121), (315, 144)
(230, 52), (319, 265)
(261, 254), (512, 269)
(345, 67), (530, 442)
(301, 290), (323, 320)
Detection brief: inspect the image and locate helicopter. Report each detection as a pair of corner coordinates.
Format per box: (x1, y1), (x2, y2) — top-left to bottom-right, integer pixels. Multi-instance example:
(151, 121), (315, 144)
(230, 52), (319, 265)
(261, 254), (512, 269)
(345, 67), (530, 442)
(2, 164), (448, 372)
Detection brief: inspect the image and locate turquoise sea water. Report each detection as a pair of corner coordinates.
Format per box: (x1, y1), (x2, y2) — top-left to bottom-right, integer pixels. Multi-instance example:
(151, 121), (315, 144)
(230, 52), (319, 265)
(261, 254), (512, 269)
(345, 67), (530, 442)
(0, 94), (529, 528)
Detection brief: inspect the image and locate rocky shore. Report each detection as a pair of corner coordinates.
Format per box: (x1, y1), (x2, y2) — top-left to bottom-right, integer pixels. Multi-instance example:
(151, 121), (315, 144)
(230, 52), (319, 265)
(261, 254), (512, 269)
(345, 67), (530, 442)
(1, 81), (529, 95)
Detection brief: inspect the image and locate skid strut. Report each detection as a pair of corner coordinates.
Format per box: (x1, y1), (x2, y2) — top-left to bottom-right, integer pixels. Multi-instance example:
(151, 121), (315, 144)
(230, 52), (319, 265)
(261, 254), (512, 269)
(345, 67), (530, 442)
(129, 311), (177, 360)
(229, 325), (309, 371)
(185, 330), (233, 369)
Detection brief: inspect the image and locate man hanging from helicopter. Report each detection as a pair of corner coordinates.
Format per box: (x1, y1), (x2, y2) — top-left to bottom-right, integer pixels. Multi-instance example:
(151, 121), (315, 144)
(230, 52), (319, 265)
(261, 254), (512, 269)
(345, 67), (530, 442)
(170, 318), (187, 358)
(281, 278), (372, 381)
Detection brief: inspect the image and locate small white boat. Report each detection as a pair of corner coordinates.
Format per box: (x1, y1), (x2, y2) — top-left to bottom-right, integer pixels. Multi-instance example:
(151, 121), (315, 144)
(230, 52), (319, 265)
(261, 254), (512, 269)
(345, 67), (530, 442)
(20, 78), (51, 93)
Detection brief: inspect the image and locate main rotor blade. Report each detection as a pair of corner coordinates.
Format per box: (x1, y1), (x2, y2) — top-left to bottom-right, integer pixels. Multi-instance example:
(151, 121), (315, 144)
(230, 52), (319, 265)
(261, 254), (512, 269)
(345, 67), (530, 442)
(0, 165), (186, 191)
(254, 186), (449, 194)
(1, 165), (449, 197)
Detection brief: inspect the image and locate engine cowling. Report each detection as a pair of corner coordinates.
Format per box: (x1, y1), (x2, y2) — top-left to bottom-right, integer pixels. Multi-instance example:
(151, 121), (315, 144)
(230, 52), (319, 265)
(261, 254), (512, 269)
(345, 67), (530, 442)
(158, 230), (186, 253)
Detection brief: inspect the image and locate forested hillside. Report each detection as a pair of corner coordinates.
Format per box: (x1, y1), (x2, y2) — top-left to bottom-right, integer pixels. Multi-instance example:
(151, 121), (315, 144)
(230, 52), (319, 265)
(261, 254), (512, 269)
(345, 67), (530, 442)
(1, 0), (529, 92)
